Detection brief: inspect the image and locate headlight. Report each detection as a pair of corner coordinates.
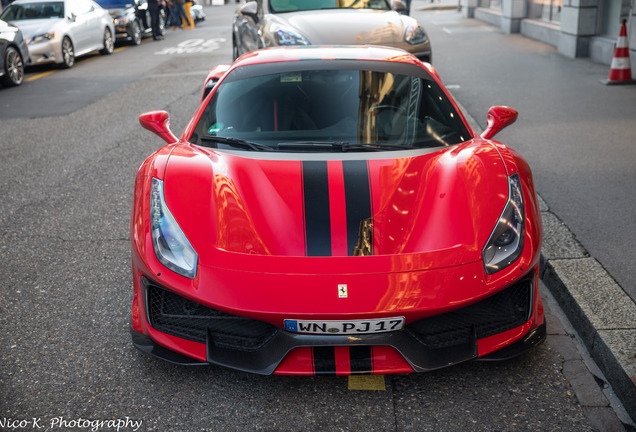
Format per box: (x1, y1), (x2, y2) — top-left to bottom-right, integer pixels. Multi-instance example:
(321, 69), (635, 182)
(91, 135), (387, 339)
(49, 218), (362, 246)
(404, 23), (427, 45)
(482, 173), (525, 274)
(114, 16), (129, 26)
(272, 25), (310, 46)
(150, 178), (198, 279)
(29, 32), (55, 45)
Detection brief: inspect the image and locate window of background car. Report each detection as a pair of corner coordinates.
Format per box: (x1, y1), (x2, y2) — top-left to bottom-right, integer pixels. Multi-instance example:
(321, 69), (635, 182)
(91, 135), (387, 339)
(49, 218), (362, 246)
(0, 2), (64, 20)
(95, 0), (131, 7)
(269, 0), (390, 13)
(189, 61), (470, 152)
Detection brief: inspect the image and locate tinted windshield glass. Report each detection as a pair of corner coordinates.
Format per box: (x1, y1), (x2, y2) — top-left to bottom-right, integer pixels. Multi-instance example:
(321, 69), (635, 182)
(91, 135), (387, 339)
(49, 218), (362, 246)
(269, 0), (389, 12)
(0, 2), (64, 20)
(190, 61), (470, 152)
(94, 0), (132, 8)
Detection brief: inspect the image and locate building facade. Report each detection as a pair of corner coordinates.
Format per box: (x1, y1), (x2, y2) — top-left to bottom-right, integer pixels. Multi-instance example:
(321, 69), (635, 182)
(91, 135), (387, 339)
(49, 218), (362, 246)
(462, 0), (635, 77)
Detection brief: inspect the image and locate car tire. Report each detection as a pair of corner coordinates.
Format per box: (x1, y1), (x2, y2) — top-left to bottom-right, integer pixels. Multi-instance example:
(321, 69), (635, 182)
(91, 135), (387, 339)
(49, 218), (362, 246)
(1, 46), (24, 87)
(100, 27), (114, 55)
(130, 21), (142, 46)
(61, 36), (75, 68)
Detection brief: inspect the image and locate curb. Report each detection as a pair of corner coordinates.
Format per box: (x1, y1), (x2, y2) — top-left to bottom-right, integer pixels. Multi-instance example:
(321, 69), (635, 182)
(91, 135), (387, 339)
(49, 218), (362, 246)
(539, 201), (636, 423)
(417, 5), (461, 11)
(456, 99), (636, 423)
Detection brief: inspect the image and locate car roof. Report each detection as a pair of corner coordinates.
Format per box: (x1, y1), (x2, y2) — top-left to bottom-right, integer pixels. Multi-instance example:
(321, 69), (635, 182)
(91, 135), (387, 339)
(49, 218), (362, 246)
(10, 0), (67, 3)
(232, 45), (425, 69)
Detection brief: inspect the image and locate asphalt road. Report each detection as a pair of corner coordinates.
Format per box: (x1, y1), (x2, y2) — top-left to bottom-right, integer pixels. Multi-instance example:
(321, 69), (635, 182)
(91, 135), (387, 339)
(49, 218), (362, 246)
(0, 2), (631, 431)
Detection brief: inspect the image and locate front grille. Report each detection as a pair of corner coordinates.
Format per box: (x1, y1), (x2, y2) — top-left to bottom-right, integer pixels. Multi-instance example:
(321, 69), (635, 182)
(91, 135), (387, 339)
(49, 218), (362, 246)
(143, 279), (279, 351)
(407, 274), (534, 349)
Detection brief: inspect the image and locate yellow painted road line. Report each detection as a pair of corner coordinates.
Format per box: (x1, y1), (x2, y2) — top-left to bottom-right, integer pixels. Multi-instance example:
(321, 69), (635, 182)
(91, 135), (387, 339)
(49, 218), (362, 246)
(25, 44), (131, 81)
(25, 70), (56, 82)
(348, 375), (386, 391)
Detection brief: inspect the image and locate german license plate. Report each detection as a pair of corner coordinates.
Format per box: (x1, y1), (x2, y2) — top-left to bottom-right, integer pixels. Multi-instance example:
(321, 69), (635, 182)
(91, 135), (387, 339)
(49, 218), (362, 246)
(284, 317), (404, 335)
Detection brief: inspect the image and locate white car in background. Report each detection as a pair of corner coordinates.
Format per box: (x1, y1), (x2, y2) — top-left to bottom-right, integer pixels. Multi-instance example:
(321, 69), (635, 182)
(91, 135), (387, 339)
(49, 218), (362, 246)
(0, 0), (114, 68)
(189, 0), (205, 23)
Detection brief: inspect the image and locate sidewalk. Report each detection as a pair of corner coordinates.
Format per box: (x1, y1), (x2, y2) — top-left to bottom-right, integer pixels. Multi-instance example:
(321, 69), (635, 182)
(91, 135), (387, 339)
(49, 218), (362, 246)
(411, 1), (636, 424)
(416, 0), (462, 12)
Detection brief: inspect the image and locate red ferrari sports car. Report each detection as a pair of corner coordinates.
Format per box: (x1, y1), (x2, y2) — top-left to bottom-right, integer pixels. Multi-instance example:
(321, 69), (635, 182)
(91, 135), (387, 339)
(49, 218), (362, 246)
(131, 45), (546, 375)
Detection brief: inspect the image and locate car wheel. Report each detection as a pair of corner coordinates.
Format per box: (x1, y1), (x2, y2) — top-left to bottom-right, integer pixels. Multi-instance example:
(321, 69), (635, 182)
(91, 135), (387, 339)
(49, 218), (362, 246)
(2, 46), (24, 87)
(100, 27), (114, 55)
(130, 21), (142, 45)
(61, 36), (75, 68)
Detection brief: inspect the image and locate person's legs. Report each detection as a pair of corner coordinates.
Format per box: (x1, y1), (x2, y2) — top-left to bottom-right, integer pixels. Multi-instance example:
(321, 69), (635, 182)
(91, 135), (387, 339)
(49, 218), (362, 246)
(169, 6), (179, 28)
(175, 3), (192, 28)
(149, 1), (162, 39)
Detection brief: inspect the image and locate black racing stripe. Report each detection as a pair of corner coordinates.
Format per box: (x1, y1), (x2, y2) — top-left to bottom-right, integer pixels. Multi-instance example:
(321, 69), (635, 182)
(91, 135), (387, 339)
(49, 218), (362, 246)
(342, 160), (373, 256)
(302, 161), (332, 256)
(350, 346), (373, 375)
(313, 347), (336, 375)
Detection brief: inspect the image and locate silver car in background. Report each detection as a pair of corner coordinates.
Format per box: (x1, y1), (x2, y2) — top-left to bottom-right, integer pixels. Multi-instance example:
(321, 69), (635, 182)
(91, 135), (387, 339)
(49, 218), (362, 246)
(232, 0), (431, 62)
(0, 0), (114, 68)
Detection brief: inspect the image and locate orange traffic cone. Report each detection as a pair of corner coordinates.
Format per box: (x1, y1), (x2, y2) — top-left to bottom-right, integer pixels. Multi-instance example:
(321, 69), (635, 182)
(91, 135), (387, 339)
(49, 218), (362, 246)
(602, 20), (635, 85)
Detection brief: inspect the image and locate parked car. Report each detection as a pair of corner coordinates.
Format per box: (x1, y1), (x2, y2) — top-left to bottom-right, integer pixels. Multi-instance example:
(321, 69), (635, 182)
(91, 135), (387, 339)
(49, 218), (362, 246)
(131, 45), (545, 375)
(189, 0), (204, 23)
(0, 0), (115, 68)
(94, 0), (165, 45)
(232, 0), (431, 61)
(0, 18), (30, 86)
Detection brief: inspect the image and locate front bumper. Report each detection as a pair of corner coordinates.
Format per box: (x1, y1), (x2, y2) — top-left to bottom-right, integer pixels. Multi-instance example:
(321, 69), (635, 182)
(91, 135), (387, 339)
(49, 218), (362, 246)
(131, 270), (545, 375)
(114, 23), (135, 41)
(131, 321), (546, 373)
(27, 40), (62, 65)
(115, 27), (130, 41)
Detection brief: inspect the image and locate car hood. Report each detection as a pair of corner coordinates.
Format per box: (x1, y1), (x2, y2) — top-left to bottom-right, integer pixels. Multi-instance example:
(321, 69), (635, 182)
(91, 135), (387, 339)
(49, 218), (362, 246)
(0, 19), (19, 39)
(272, 9), (411, 46)
(161, 140), (509, 272)
(0, 18), (17, 32)
(9, 19), (60, 39)
(105, 6), (133, 16)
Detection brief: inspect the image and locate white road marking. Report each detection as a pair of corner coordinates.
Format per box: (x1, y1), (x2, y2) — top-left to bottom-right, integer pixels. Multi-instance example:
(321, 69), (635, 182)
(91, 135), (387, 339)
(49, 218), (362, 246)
(155, 38), (227, 55)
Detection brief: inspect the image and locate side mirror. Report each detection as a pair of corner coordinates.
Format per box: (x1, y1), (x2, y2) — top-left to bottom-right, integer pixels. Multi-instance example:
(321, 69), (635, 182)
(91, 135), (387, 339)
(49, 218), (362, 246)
(139, 111), (179, 144)
(240, 1), (258, 17)
(67, 12), (77, 21)
(480, 106), (518, 140)
(391, 0), (407, 11)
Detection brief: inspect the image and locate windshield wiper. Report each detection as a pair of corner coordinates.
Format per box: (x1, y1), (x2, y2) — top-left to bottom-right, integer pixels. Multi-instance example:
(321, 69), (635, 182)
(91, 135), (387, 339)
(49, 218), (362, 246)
(276, 141), (351, 151)
(276, 141), (415, 152)
(199, 136), (274, 152)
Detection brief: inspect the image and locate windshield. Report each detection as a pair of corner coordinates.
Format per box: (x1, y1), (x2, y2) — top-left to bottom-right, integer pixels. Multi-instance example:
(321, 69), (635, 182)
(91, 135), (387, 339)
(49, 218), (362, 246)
(94, 0), (133, 8)
(189, 60), (471, 153)
(269, 0), (390, 13)
(0, 2), (64, 20)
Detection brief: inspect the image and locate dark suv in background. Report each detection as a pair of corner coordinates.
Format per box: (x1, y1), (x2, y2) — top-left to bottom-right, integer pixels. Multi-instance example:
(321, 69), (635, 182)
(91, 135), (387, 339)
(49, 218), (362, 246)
(95, 0), (166, 45)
